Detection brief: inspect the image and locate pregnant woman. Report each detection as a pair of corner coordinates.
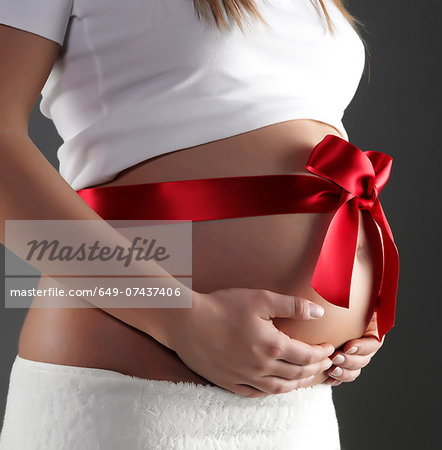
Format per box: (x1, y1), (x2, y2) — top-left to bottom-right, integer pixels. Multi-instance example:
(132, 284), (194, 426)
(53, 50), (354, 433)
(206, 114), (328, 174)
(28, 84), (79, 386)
(0, 1), (399, 449)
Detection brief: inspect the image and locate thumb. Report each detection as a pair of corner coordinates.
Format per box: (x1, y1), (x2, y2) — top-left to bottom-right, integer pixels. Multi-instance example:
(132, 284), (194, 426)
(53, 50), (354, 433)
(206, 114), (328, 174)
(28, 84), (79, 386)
(264, 292), (325, 320)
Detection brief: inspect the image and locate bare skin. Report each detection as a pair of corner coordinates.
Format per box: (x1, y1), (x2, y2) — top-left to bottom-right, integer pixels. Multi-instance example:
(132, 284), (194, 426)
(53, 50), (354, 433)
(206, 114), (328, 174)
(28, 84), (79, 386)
(19, 119), (381, 389)
(1, 25), (382, 398)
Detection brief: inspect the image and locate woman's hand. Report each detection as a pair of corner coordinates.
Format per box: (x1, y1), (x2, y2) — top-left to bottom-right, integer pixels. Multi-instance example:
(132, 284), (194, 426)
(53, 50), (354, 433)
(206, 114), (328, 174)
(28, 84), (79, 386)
(323, 309), (384, 386)
(169, 287), (335, 398)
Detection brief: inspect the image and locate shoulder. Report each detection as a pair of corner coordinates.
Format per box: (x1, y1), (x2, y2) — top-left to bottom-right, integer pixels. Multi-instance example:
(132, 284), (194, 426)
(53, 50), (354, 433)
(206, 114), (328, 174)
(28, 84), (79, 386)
(0, 0), (74, 45)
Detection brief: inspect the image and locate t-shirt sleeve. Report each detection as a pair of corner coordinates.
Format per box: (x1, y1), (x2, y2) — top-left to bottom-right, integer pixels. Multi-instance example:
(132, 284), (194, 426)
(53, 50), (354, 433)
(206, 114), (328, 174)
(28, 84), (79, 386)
(0, 0), (74, 45)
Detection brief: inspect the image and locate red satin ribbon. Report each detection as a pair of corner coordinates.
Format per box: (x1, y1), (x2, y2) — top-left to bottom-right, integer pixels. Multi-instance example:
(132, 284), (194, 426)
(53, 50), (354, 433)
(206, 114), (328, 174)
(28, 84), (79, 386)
(305, 135), (399, 340)
(76, 134), (399, 340)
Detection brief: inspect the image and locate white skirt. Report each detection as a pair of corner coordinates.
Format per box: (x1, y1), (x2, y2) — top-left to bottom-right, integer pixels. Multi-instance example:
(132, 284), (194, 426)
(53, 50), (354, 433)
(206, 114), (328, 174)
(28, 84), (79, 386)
(0, 355), (340, 450)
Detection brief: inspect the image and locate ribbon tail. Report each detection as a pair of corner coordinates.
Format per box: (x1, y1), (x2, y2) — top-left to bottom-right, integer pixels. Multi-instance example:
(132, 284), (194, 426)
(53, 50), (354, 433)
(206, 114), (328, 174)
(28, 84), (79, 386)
(311, 196), (359, 308)
(371, 200), (400, 340)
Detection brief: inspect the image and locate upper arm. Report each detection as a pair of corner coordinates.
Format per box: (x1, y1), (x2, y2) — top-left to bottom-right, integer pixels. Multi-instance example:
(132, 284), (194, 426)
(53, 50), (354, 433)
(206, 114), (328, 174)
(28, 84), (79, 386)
(0, 0), (73, 131)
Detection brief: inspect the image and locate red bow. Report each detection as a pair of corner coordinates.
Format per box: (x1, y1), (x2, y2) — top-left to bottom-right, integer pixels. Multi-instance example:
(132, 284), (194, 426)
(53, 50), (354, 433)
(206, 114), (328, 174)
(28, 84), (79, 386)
(305, 135), (399, 340)
(77, 135), (399, 340)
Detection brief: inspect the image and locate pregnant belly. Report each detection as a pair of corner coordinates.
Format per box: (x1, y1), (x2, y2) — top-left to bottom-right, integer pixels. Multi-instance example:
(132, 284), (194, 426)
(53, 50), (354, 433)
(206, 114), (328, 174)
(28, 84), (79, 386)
(18, 120), (383, 385)
(191, 211), (382, 348)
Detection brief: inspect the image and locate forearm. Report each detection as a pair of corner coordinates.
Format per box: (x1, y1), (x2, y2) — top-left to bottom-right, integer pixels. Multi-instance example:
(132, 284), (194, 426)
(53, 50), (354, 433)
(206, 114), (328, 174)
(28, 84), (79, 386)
(1, 130), (198, 349)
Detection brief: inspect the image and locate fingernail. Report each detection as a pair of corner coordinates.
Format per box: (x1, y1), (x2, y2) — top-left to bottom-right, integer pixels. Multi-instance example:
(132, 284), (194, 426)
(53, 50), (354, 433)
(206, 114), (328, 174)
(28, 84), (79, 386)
(330, 367), (343, 377)
(345, 347), (358, 355)
(309, 303), (324, 318)
(332, 354), (345, 365)
(325, 359), (333, 370)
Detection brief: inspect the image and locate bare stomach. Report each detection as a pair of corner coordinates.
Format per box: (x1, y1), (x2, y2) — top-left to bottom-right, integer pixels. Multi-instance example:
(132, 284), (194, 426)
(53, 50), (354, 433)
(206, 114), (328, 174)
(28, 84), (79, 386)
(18, 119), (382, 387)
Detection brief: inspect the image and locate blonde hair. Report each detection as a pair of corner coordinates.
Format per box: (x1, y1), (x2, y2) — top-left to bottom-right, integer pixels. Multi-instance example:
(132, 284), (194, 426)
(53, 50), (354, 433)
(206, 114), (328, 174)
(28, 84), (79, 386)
(193, 0), (369, 75)
(193, 0), (361, 33)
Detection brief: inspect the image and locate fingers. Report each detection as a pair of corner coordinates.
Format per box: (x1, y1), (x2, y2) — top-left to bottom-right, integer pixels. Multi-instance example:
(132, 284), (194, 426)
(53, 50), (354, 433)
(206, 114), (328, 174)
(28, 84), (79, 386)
(324, 377), (342, 387)
(343, 335), (382, 356)
(331, 352), (371, 371)
(261, 290), (324, 320)
(280, 338), (334, 366)
(327, 365), (361, 383)
(270, 357), (333, 380)
(229, 373), (316, 398)
(257, 375), (316, 395)
(325, 351), (366, 383)
(321, 330), (385, 387)
(237, 339), (334, 396)
(325, 342), (377, 384)
(293, 297), (325, 320)
(249, 374), (317, 396)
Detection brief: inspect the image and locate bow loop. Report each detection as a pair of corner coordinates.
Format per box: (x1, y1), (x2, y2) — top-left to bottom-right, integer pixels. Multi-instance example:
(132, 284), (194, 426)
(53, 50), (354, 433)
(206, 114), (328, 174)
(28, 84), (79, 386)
(364, 150), (393, 194)
(306, 135), (376, 199)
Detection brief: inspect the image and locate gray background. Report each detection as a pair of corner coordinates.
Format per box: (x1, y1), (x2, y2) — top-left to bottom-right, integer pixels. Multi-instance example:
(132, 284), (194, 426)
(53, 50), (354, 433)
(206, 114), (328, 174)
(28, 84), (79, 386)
(1, 1), (441, 448)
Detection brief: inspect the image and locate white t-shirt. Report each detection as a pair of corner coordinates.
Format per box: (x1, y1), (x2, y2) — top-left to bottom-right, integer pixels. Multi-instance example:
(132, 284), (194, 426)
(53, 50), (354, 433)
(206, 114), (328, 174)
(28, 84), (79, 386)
(0, 0), (365, 190)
